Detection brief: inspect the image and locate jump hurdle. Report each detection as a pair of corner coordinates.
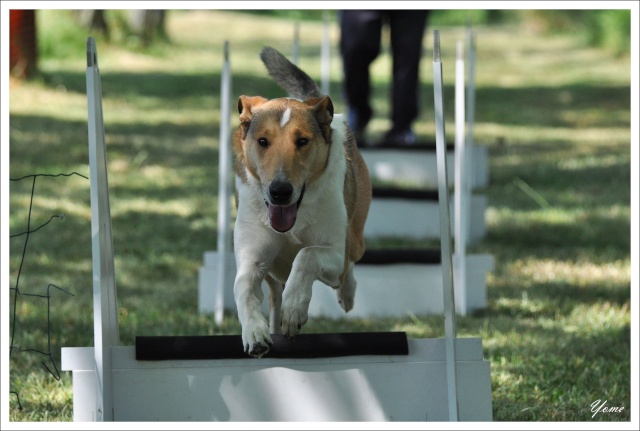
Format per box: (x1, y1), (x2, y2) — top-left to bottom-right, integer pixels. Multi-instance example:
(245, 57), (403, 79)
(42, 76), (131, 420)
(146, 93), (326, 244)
(199, 26), (493, 319)
(61, 34), (492, 422)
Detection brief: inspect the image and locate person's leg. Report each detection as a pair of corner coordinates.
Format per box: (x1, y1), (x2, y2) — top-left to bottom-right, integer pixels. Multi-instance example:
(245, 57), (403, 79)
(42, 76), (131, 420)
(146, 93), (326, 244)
(386, 10), (429, 144)
(340, 10), (383, 140)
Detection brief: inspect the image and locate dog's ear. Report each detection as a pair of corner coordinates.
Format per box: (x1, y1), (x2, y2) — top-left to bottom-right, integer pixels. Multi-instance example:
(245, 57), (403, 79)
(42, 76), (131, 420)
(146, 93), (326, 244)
(238, 96), (268, 123)
(305, 96), (334, 142)
(238, 96), (268, 139)
(305, 96), (334, 124)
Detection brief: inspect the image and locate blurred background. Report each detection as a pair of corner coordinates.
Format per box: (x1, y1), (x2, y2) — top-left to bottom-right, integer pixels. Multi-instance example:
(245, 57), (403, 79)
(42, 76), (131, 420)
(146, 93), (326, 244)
(6, 8), (634, 422)
(9, 10), (632, 80)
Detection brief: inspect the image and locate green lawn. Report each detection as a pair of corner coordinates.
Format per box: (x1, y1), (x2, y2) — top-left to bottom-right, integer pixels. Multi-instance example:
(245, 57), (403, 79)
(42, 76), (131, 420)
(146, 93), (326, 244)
(7, 10), (633, 422)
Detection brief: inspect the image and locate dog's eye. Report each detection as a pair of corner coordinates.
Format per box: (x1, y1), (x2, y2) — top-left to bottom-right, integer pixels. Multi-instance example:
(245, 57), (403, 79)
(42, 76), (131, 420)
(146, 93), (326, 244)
(296, 138), (309, 148)
(258, 137), (269, 148)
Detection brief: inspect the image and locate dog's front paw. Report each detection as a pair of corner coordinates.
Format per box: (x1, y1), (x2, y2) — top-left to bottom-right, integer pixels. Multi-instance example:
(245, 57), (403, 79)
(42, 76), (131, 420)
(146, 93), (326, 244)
(281, 293), (310, 338)
(242, 319), (273, 358)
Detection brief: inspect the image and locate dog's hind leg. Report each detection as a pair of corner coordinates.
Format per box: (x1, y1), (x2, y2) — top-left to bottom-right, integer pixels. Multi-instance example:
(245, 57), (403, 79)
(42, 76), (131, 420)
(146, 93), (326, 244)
(265, 274), (283, 335)
(336, 261), (356, 313)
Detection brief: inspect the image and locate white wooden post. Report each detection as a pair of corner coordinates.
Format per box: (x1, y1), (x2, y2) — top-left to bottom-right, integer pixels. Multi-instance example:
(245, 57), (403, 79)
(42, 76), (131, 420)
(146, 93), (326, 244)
(292, 22), (300, 65)
(86, 36), (119, 421)
(433, 30), (459, 421)
(215, 40), (233, 325)
(321, 10), (331, 95)
(454, 40), (469, 316)
(466, 27), (476, 151)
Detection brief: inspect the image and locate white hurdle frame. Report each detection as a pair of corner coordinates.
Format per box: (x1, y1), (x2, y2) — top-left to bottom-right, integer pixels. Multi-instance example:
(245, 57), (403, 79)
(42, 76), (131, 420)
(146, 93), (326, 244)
(321, 10), (331, 95)
(454, 40), (469, 316)
(433, 30), (460, 422)
(290, 13), (330, 94)
(63, 36), (492, 422)
(214, 41), (233, 325)
(85, 37), (119, 421)
(292, 22), (300, 65)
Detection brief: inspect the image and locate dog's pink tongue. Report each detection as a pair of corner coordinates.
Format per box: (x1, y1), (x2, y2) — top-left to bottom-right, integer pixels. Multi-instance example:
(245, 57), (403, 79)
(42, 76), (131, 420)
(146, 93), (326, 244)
(268, 203), (298, 233)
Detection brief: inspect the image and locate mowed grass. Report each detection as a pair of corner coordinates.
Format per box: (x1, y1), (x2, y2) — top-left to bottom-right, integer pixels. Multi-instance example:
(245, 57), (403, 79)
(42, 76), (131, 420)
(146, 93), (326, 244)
(7, 10), (632, 422)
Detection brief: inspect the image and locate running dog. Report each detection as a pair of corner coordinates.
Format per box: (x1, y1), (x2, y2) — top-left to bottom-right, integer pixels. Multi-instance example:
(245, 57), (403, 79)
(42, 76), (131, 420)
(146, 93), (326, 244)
(232, 47), (371, 357)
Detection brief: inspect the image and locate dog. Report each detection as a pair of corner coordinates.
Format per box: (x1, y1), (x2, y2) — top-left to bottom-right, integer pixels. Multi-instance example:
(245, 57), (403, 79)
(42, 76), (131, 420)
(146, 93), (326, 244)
(232, 46), (372, 357)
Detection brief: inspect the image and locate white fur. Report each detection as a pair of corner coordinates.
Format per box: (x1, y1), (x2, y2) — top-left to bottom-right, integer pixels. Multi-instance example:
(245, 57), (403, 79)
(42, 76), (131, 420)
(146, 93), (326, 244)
(280, 107), (292, 128)
(234, 114), (351, 357)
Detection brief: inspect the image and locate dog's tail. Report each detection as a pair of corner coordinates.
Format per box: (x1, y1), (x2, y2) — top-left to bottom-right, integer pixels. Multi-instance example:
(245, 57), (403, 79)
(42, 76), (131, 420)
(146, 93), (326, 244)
(260, 46), (324, 100)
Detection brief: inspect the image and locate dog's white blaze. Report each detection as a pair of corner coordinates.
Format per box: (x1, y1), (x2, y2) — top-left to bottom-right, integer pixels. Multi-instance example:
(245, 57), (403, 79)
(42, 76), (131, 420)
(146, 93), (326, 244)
(280, 107), (292, 128)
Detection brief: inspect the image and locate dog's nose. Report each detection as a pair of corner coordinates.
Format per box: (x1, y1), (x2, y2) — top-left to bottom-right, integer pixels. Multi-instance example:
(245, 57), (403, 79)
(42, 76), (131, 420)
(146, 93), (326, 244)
(269, 180), (293, 205)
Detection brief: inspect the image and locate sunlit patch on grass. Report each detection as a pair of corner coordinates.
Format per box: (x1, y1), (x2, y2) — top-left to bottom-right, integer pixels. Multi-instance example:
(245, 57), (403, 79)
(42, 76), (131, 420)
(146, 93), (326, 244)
(563, 301), (630, 335)
(111, 197), (195, 217)
(508, 257), (629, 286)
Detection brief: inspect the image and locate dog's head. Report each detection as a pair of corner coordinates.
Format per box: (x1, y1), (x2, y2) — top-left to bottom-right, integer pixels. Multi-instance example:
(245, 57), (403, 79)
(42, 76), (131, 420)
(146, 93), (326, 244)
(234, 95), (334, 233)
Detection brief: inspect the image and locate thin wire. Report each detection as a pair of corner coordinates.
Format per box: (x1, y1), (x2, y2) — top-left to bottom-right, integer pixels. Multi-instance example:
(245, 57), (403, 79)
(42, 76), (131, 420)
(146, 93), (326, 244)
(10, 176), (36, 353)
(10, 214), (65, 238)
(20, 284), (75, 380)
(10, 171), (88, 181)
(9, 173), (85, 404)
(10, 391), (23, 411)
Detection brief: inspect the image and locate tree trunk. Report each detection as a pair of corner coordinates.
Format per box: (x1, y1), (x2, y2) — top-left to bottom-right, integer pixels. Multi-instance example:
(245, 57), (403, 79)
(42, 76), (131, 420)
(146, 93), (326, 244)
(75, 10), (110, 39)
(9, 10), (38, 79)
(129, 10), (167, 47)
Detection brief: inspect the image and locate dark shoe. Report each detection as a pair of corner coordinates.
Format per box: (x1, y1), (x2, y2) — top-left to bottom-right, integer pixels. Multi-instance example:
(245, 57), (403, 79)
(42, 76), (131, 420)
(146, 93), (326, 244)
(381, 129), (416, 146)
(347, 107), (371, 147)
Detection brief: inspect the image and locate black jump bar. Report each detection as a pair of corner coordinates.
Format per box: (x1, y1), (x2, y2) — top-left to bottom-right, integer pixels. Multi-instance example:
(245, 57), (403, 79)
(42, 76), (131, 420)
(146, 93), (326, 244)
(136, 332), (408, 361)
(359, 248), (441, 265)
(371, 187), (439, 201)
(360, 141), (455, 151)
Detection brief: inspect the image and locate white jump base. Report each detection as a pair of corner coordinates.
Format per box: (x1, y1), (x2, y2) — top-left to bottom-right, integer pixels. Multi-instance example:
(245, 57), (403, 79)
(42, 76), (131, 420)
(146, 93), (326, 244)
(62, 338), (492, 421)
(361, 144), (489, 190)
(365, 193), (487, 244)
(198, 251), (494, 317)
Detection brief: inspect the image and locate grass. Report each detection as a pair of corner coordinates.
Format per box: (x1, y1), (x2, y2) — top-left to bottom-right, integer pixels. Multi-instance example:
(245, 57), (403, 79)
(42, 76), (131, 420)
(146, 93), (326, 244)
(6, 10), (633, 422)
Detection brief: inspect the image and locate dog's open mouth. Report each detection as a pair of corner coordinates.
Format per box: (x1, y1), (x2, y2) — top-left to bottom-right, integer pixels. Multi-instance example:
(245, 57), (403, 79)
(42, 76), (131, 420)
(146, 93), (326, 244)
(266, 184), (305, 233)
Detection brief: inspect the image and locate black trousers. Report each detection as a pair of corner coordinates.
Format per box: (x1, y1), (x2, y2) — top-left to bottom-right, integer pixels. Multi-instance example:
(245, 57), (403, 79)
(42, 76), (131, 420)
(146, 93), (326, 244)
(340, 10), (429, 132)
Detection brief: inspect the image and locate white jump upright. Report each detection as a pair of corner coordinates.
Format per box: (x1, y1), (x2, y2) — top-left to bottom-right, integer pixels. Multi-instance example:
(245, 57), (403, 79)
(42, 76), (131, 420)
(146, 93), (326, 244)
(215, 41), (233, 325)
(321, 10), (331, 95)
(451, 27), (494, 317)
(63, 35), (492, 422)
(433, 30), (460, 421)
(454, 40), (469, 316)
(466, 26), (479, 183)
(198, 41), (236, 321)
(292, 22), (300, 65)
(85, 36), (119, 421)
